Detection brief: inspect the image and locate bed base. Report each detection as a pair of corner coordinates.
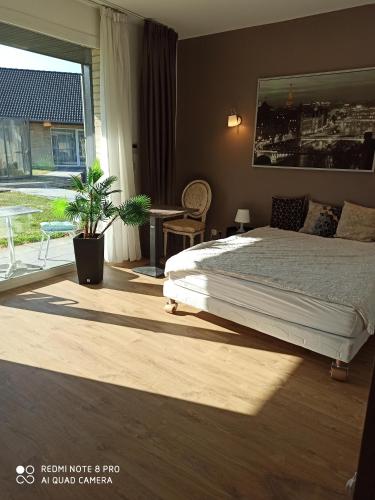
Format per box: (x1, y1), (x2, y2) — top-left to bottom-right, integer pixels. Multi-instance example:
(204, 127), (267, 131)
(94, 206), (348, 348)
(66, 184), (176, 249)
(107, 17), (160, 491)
(165, 298), (178, 314)
(330, 360), (350, 382)
(163, 292), (363, 383)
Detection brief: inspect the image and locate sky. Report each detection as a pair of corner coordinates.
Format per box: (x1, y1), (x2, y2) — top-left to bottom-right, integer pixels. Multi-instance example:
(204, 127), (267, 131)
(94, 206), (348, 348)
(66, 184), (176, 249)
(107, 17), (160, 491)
(0, 44), (81, 73)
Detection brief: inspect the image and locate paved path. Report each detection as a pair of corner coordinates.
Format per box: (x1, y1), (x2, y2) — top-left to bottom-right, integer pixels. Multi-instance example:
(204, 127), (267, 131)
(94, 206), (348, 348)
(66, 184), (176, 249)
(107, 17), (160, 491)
(0, 237), (74, 282)
(0, 172), (77, 200)
(13, 187), (76, 200)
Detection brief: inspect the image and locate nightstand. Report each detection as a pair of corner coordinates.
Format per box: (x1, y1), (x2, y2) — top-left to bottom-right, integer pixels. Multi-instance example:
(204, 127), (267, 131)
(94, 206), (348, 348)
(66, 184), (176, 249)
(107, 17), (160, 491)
(226, 226), (254, 237)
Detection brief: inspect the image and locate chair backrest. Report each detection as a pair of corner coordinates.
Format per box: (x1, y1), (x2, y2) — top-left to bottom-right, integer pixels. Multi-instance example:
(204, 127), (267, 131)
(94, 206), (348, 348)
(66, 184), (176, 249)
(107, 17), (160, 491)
(181, 180), (212, 222)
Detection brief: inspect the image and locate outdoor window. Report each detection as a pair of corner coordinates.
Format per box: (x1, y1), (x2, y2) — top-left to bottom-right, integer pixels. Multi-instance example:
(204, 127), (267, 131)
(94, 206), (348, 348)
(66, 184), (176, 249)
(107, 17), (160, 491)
(51, 128), (86, 167)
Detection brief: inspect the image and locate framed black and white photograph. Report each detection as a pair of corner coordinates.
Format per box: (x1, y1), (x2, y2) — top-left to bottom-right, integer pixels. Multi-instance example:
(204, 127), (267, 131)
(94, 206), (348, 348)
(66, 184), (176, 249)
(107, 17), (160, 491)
(252, 67), (375, 172)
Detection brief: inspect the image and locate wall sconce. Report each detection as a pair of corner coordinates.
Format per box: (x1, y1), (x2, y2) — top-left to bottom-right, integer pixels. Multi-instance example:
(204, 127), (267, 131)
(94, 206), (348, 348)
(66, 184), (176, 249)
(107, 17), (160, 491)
(43, 120), (52, 128)
(227, 111), (242, 127)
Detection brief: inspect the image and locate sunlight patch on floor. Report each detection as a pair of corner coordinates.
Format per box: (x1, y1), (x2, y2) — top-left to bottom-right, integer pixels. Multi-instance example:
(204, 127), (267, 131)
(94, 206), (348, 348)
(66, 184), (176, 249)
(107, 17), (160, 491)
(0, 315), (303, 417)
(0, 273), (305, 416)
(0, 352), (303, 416)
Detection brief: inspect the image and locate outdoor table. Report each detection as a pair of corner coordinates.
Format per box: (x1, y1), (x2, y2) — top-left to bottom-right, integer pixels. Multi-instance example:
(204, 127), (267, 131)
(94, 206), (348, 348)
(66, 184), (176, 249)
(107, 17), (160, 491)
(0, 206), (42, 278)
(133, 206), (196, 278)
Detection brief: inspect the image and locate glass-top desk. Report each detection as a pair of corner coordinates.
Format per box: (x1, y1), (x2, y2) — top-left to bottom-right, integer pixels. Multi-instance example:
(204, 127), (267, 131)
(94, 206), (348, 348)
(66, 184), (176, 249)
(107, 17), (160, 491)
(0, 206), (42, 278)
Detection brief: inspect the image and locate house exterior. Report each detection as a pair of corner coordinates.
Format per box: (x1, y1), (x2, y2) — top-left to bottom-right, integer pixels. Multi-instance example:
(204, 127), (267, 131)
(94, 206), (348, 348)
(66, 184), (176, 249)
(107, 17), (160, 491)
(0, 67), (85, 178)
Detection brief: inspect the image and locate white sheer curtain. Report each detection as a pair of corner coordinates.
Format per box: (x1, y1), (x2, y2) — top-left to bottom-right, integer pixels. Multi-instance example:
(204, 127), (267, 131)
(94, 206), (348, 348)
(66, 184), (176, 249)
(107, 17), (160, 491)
(100, 7), (141, 262)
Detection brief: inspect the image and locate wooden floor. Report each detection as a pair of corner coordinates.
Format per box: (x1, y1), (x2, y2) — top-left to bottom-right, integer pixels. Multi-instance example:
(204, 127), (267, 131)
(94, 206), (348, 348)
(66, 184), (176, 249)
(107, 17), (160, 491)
(0, 263), (373, 500)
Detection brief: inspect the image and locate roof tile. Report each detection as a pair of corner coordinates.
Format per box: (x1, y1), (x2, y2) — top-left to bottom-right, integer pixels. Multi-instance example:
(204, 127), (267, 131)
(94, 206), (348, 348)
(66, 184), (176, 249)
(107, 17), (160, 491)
(0, 68), (83, 124)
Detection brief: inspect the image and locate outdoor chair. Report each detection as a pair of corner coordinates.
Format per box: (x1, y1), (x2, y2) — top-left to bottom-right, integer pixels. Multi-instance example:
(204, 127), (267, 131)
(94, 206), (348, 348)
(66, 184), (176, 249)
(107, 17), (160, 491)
(38, 221), (76, 268)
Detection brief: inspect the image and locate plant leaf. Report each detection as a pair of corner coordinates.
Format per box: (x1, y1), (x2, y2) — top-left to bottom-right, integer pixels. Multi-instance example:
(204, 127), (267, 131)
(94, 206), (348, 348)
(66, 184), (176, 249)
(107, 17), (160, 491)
(117, 195), (151, 226)
(88, 159), (104, 185)
(70, 175), (85, 192)
(93, 176), (118, 196)
(51, 198), (69, 219)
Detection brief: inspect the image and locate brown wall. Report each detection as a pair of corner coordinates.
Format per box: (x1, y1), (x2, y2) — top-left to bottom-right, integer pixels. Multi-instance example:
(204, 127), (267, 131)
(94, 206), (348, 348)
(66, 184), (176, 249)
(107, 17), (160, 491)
(176, 5), (375, 235)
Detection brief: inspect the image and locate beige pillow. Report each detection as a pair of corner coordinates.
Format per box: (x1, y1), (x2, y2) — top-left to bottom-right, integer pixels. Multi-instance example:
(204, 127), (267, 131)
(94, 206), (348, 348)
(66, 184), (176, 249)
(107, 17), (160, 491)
(335, 201), (375, 242)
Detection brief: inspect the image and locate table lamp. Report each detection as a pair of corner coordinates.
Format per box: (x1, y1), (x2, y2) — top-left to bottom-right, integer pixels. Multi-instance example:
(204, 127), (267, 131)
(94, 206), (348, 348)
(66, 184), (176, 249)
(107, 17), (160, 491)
(235, 209), (250, 233)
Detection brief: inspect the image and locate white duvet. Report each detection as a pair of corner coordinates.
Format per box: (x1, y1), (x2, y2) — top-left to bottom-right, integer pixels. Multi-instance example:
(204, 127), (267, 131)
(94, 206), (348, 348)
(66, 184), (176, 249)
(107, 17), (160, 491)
(165, 227), (375, 334)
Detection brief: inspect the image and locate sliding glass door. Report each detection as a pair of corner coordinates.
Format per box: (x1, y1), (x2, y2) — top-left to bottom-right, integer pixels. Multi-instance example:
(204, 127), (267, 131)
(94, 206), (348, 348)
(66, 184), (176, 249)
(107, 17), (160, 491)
(0, 19), (95, 288)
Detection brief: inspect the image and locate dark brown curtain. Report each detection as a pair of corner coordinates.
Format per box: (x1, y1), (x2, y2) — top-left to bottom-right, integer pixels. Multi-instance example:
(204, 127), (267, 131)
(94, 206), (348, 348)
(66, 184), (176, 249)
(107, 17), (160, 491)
(140, 20), (178, 205)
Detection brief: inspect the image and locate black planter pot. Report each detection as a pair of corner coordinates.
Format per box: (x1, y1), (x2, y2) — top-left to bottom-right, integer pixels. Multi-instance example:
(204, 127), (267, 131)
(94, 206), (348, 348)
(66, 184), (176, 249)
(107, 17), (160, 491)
(73, 233), (104, 285)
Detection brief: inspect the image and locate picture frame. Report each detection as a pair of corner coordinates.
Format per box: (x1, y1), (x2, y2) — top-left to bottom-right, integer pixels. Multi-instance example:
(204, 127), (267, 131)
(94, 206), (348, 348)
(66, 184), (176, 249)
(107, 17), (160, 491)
(252, 67), (375, 172)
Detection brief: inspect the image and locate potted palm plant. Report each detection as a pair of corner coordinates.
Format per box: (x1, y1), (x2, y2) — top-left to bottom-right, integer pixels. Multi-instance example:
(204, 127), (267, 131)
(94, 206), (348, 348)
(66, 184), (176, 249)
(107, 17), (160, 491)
(65, 161), (150, 285)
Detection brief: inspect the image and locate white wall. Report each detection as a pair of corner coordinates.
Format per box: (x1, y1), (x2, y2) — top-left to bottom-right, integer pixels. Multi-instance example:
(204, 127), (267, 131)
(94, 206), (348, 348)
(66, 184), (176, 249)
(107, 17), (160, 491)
(0, 0), (100, 48)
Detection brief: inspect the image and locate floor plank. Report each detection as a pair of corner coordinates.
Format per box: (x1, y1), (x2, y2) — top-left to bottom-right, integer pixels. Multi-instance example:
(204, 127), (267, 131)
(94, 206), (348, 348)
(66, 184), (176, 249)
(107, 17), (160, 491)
(0, 263), (373, 499)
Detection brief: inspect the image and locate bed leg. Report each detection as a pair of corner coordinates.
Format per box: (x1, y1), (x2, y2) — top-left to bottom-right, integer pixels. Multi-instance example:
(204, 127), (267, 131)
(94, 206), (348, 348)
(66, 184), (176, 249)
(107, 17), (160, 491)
(330, 359), (349, 382)
(164, 298), (178, 314)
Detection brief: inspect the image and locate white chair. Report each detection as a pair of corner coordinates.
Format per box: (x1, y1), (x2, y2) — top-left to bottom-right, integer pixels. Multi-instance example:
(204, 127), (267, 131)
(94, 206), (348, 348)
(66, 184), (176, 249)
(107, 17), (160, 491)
(38, 221), (76, 268)
(163, 180), (212, 256)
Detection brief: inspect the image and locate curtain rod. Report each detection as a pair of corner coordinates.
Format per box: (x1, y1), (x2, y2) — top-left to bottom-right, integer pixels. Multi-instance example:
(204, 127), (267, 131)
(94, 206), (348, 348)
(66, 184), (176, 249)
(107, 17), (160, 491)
(77, 0), (146, 21)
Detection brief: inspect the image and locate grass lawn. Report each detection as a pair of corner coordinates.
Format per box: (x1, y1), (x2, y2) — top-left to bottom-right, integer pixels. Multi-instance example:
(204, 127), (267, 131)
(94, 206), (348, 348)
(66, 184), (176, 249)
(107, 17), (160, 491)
(0, 191), (69, 248)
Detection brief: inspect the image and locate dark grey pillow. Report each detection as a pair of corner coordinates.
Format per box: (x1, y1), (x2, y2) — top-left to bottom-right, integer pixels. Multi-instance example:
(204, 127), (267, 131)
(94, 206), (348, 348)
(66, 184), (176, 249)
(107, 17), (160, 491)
(270, 196), (307, 232)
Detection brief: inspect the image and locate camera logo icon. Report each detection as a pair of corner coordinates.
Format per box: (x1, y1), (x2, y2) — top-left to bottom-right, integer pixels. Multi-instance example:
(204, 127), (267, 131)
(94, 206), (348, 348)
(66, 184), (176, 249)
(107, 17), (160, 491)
(16, 465), (35, 485)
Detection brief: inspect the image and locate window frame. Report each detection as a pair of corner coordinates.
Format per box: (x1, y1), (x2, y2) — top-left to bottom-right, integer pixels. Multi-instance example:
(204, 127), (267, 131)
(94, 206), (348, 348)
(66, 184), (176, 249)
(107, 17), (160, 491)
(50, 127), (86, 168)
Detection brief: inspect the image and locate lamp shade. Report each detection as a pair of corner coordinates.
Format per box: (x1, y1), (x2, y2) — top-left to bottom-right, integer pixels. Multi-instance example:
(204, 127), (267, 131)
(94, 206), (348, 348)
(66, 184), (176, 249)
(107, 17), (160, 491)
(235, 209), (250, 224)
(227, 113), (242, 127)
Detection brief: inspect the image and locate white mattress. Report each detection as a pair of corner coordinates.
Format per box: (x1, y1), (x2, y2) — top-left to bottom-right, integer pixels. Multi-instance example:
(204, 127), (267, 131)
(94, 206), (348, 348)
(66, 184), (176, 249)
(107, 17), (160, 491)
(168, 271), (364, 339)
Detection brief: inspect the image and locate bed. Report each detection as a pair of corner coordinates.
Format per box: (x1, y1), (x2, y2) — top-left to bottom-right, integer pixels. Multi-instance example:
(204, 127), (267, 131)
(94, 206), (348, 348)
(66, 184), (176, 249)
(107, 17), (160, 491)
(163, 227), (375, 381)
